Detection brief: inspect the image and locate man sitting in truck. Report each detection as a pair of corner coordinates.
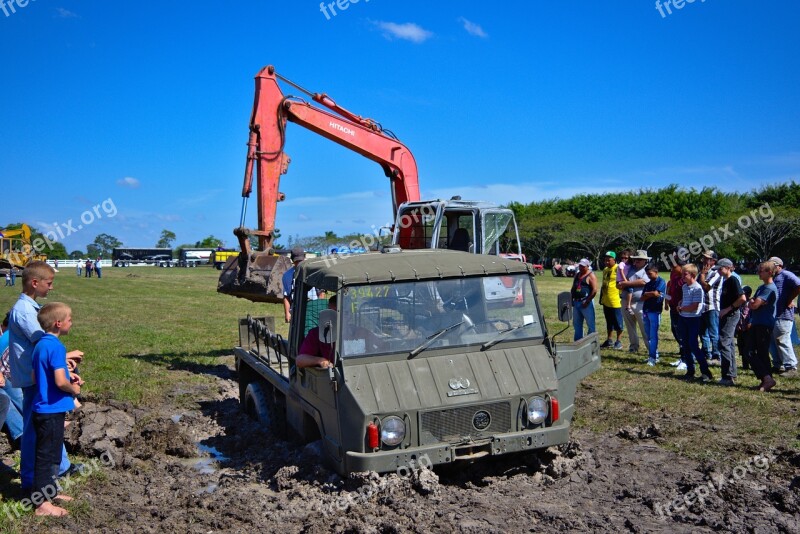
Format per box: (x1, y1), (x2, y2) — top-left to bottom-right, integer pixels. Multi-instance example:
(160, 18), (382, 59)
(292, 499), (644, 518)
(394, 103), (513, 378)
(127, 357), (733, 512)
(297, 296), (337, 369)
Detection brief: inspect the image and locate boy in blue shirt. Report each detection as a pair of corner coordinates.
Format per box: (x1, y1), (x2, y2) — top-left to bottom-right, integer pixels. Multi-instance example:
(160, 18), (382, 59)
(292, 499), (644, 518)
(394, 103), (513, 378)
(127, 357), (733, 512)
(641, 263), (667, 366)
(31, 302), (81, 517)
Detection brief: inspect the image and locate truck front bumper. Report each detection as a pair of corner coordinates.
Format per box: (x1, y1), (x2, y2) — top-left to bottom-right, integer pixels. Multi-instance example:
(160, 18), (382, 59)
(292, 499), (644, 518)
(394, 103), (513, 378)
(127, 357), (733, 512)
(344, 425), (570, 474)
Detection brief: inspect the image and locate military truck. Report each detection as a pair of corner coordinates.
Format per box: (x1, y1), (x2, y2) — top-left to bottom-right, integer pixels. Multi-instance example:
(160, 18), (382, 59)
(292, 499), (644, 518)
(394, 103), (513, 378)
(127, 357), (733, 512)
(234, 249), (599, 475)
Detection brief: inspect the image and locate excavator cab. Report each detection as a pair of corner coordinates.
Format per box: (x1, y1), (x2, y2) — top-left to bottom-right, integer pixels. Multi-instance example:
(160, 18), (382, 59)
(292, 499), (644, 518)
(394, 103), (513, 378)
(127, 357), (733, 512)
(393, 199), (522, 257)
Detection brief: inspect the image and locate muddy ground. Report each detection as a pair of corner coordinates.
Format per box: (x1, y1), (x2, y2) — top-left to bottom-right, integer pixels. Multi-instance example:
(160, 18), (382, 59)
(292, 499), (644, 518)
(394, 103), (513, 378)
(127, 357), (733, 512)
(2, 359), (798, 533)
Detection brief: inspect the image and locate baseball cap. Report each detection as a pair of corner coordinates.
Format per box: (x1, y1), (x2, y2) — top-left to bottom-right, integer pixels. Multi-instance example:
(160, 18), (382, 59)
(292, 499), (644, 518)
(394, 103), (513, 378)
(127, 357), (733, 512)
(716, 258), (734, 268)
(604, 251), (616, 259)
(290, 247), (306, 261)
(768, 256), (783, 266)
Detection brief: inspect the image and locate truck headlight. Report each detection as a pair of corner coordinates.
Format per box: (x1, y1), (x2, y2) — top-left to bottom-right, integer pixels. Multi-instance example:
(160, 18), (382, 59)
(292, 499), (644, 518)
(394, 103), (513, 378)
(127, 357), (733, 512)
(527, 396), (548, 425)
(380, 416), (406, 446)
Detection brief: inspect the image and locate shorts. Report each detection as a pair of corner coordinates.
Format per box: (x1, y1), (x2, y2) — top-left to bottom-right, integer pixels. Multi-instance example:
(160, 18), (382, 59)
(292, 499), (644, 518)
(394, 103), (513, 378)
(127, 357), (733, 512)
(603, 306), (624, 332)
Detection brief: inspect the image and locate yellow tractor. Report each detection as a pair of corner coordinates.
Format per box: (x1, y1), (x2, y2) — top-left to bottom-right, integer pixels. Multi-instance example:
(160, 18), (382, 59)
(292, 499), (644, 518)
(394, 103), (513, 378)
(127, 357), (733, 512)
(0, 224), (47, 270)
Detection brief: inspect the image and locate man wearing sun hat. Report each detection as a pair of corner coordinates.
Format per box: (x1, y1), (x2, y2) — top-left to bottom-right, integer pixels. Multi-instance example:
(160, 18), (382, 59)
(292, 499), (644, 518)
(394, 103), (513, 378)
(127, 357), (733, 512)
(767, 256), (799, 377)
(617, 250), (652, 353)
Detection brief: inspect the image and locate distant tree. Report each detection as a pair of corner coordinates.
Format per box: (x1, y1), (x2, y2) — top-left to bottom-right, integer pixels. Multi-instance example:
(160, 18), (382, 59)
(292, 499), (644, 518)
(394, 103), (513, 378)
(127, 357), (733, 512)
(559, 220), (625, 267)
(69, 250), (84, 259)
(90, 233), (122, 257)
(156, 229), (176, 249)
(736, 208), (800, 260)
(324, 231), (338, 243)
(617, 218), (673, 252)
(195, 235), (224, 248)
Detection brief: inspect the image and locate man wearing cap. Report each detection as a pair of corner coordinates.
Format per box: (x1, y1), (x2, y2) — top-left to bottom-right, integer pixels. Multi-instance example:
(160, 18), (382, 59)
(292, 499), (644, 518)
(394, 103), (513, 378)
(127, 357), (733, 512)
(571, 259), (598, 341)
(698, 250), (723, 365)
(617, 250), (651, 353)
(717, 259), (746, 385)
(767, 256), (799, 377)
(599, 252), (624, 349)
(282, 247), (306, 324)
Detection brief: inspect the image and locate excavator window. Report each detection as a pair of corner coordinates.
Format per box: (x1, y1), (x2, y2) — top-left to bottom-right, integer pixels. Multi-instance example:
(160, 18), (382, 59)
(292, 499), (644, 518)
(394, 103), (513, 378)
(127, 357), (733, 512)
(443, 214), (475, 253)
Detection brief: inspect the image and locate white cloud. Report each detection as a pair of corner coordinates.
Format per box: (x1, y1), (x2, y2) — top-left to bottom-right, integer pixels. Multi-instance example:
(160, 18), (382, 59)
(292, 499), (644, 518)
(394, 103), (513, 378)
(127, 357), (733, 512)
(117, 176), (140, 189)
(55, 8), (79, 18)
(298, 213), (309, 221)
(374, 21), (433, 43)
(458, 17), (488, 38)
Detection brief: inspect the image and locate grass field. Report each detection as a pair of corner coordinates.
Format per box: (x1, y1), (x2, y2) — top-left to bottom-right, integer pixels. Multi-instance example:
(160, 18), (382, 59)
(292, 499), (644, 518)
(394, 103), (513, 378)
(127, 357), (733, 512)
(0, 266), (797, 465)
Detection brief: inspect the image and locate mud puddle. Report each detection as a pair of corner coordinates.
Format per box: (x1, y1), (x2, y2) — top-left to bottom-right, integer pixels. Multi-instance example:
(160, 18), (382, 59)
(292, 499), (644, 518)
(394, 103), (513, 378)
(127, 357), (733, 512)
(1, 361), (797, 533)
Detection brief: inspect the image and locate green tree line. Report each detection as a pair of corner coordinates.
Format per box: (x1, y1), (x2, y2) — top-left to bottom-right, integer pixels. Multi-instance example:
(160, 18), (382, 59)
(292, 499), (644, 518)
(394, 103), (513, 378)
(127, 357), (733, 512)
(506, 182), (800, 267)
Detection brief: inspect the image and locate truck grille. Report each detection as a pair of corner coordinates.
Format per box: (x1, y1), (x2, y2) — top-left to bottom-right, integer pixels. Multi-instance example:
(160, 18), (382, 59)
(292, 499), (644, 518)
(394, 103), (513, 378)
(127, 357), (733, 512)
(419, 402), (512, 445)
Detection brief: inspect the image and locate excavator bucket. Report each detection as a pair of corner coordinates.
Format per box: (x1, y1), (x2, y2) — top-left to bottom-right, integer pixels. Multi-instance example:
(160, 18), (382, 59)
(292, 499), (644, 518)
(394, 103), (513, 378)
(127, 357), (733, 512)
(217, 251), (292, 303)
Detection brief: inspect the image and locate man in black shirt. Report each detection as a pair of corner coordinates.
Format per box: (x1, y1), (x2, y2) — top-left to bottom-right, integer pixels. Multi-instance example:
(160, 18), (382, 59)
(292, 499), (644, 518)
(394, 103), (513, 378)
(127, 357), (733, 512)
(717, 259), (746, 385)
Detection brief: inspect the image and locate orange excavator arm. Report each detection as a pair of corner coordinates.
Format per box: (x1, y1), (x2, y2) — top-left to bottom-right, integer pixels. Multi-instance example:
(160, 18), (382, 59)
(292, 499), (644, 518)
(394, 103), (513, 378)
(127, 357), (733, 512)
(238, 65), (420, 254)
(219, 66), (421, 303)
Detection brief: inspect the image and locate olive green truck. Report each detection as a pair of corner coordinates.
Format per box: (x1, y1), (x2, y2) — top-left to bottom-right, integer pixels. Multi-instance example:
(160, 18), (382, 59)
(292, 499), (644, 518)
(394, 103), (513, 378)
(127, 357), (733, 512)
(234, 249), (599, 475)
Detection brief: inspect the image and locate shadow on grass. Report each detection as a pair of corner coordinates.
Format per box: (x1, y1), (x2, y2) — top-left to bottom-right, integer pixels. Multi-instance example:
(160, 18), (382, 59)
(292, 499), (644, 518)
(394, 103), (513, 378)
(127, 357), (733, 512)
(119, 349), (234, 379)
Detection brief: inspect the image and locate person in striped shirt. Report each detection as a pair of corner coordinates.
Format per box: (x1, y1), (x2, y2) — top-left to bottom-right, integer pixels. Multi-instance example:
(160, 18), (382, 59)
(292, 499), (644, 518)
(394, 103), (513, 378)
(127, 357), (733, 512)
(677, 263), (713, 382)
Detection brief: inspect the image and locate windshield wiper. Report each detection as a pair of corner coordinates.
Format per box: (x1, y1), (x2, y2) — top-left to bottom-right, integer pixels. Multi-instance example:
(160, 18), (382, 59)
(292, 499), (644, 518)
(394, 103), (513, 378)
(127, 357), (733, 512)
(480, 321), (536, 351)
(408, 317), (469, 359)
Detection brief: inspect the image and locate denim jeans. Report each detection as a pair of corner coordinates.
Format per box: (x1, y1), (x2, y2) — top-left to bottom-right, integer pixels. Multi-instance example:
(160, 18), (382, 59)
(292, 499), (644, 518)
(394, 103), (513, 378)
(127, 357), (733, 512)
(0, 381), (23, 440)
(771, 318), (798, 370)
(573, 300), (596, 341)
(680, 315), (710, 376)
(643, 311), (661, 359)
(792, 318), (800, 346)
(700, 310), (720, 359)
(719, 309), (740, 379)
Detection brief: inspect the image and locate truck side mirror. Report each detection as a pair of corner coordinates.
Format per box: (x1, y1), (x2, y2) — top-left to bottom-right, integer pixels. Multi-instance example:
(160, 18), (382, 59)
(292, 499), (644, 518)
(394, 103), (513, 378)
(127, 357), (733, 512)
(319, 309), (338, 345)
(557, 292), (572, 323)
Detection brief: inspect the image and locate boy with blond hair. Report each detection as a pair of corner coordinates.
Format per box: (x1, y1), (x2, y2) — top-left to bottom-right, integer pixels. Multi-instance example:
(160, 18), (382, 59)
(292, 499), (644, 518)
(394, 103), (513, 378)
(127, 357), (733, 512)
(30, 302), (81, 516)
(677, 263), (713, 382)
(8, 261), (80, 490)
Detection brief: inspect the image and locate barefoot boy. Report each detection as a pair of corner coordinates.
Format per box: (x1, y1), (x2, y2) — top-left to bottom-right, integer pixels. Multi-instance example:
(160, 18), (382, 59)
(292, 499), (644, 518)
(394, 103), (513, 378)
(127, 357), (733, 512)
(31, 302), (80, 516)
(8, 261), (80, 490)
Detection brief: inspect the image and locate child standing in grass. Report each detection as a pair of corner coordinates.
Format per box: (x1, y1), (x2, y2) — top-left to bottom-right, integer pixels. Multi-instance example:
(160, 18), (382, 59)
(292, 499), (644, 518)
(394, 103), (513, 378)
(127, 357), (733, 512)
(676, 264), (713, 382)
(641, 263), (666, 366)
(31, 302), (81, 517)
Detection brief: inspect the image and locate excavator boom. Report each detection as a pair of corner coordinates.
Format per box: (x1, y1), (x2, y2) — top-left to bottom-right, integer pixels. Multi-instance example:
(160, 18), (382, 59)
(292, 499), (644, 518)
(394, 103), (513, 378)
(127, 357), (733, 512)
(218, 66), (420, 302)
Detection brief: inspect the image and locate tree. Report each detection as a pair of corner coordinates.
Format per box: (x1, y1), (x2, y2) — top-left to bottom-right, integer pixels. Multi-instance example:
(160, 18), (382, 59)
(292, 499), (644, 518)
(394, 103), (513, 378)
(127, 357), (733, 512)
(195, 235), (224, 248)
(516, 212), (579, 263)
(736, 208), (800, 260)
(559, 220), (625, 267)
(156, 229), (176, 249)
(617, 218), (673, 252)
(69, 250), (84, 259)
(90, 233), (123, 257)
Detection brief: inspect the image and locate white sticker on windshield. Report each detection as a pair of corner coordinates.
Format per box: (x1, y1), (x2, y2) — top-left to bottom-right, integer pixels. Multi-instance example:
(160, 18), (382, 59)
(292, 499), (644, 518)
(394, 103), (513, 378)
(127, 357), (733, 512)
(344, 339), (366, 355)
(523, 315), (535, 325)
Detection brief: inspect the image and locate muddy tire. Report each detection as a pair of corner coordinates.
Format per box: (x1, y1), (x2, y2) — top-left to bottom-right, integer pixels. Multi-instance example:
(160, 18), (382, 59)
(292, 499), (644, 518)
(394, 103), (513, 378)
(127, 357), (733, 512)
(243, 381), (288, 439)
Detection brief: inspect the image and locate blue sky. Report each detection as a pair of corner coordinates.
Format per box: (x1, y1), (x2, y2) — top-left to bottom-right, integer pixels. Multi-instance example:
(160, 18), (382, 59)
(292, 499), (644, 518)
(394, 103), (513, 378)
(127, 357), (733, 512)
(2, 0), (799, 252)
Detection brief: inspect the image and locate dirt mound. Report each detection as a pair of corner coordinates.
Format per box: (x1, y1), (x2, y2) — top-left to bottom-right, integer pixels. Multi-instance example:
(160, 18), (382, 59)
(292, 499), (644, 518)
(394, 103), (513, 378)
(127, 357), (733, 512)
(5, 364), (794, 533)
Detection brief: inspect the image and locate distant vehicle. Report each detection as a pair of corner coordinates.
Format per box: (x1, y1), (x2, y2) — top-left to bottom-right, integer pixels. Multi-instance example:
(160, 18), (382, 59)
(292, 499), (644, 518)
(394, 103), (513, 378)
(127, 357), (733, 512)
(113, 248), (173, 267)
(210, 249), (239, 270)
(144, 254), (176, 267)
(178, 248), (214, 267)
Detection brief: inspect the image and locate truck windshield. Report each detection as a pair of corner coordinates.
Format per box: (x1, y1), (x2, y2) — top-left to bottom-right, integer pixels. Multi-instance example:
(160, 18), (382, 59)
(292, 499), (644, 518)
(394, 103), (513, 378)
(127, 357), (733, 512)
(339, 274), (543, 358)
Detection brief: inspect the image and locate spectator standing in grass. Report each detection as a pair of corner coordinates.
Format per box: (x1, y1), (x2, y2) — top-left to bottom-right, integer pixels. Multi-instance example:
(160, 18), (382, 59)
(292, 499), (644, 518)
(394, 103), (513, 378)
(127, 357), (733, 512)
(617, 250), (651, 354)
(666, 252), (687, 368)
(641, 263), (666, 366)
(616, 249), (634, 316)
(599, 251), (624, 350)
(766, 257), (799, 378)
(748, 261), (779, 392)
(737, 286), (753, 370)
(698, 250), (723, 366)
(94, 257), (102, 279)
(4, 273), (10, 287)
(1, 313), (24, 451)
(10, 267), (17, 286)
(677, 263), (713, 382)
(571, 259), (598, 341)
(716, 259), (746, 386)
(31, 302), (81, 517)
(8, 261), (79, 490)
(76, 261), (82, 277)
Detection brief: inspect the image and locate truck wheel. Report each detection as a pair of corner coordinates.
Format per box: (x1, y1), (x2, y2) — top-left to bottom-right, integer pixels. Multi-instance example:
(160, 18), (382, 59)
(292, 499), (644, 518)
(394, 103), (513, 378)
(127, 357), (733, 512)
(244, 382), (271, 425)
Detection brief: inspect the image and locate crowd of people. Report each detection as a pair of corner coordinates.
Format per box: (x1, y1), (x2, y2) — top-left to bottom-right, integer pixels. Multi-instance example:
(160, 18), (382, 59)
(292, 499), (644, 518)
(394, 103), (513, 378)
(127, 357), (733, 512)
(572, 249), (799, 391)
(75, 258), (103, 279)
(0, 261), (84, 516)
